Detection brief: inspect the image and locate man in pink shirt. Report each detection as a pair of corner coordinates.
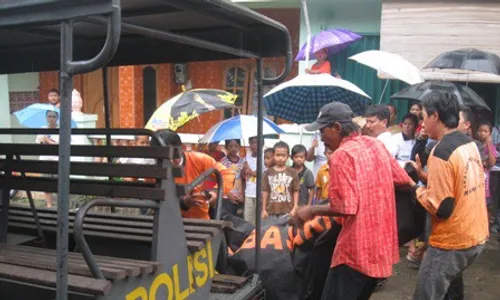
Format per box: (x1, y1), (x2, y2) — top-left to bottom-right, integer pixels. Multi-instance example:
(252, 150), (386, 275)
(292, 102), (411, 300)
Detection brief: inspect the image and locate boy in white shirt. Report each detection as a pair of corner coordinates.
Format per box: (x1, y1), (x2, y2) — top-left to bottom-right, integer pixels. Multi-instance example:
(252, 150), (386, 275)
(242, 137), (258, 225)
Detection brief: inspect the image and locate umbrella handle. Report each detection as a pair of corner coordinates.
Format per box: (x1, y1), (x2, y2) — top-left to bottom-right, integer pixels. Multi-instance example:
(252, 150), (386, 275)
(379, 79), (390, 104)
(302, 0), (312, 66)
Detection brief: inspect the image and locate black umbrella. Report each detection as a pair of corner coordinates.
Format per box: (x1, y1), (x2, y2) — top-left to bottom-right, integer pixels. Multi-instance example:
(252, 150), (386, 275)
(390, 81), (491, 112)
(424, 48), (500, 75)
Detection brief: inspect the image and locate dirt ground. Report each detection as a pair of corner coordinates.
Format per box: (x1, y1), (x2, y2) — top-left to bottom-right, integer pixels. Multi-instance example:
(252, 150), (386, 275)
(371, 235), (500, 300)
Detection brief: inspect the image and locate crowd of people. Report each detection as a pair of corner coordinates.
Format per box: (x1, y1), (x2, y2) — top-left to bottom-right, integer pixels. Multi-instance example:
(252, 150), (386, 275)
(196, 92), (499, 300)
(33, 77), (500, 299)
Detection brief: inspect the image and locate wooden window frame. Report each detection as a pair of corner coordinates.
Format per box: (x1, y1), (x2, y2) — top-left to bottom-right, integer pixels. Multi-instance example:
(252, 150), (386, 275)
(222, 64), (251, 118)
(247, 63), (279, 115)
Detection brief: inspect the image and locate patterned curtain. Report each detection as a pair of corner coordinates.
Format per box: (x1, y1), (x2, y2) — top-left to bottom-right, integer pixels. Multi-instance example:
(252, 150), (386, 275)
(9, 91), (39, 113)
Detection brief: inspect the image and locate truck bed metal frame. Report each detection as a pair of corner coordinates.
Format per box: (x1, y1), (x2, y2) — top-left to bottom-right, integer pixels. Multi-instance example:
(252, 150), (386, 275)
(0, 1), (292, 299)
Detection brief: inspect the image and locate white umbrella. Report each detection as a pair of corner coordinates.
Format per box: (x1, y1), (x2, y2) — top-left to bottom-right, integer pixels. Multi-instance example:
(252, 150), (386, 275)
(349, 50), (424, 103)
(199, 114), (284, 144)
(349, 50), (424, 85)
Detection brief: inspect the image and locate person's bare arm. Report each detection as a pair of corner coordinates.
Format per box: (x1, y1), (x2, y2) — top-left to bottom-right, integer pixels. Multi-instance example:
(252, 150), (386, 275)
(243, 161), (257, 177)
(310, 205), (342, 217)
(291, 204), (343, 227)
(307, 188), (314, 205)
(315, 187), (321, 202)
(262, 191), (269, 219)
(305, 68), (323, 75)
(306, 139), (318, 162)
(44, 136), (58, 145)
(486, 139), (497, 169)
(247, 169), (257, 177)
(410, 155), (428, 184)
(292, 190), (299, 211)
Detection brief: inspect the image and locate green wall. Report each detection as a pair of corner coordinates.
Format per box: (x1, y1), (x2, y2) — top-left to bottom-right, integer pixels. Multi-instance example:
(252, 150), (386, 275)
(0, 75), (12, 142)
(298, 0), (382, 74)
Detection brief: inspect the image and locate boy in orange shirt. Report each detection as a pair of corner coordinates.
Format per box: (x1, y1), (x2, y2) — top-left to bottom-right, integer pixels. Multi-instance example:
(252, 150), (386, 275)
(315, 147), (334, 203)
(305, 48), (341, 78)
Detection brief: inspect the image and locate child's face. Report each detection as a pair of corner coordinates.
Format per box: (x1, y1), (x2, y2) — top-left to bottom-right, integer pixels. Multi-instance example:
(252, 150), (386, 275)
(401, 118), (417, 138)
(208, 142), (220, 152)
(477, 125), (491, 142)
(226, 140), (240, 156)
(249, 138), (258, 153)
(314, 49), (327, 61)
(273, 147), (289, 167)
(410, 104), (422, 119)
(292, 151), (306, 167)
(264, 151), (275, 168)
(46, 112), (58, 127)
(135, 136), (150, 147)
(48, 92), (60, 105)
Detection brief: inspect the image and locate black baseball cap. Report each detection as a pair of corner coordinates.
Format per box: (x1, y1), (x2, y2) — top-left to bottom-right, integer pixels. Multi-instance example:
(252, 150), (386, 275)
(304, 102), (355, 131)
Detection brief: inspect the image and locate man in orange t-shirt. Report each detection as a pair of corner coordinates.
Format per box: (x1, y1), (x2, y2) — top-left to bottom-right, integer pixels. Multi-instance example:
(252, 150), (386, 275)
(152, 130), (235, 220)
(409, 91), (488, 300)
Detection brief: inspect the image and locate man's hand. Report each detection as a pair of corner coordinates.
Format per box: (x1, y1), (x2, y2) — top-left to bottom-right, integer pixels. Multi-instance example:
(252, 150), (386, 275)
(414, 154), (428, 181)
(242, 162), (251, 176)
(311, 139), (319, 149)
(290, 206), (314, 228)
(487, 135), (493, 145)
(408, 154), (426, 182)
(182, 193), (206, 208)
(236, 193), (245, 203)
(43, 136), (57, 144)
(227, 192), (240, 204)
(305, 68), (312, 74)
(262, 209), (269, 220)
(206, 191), (217, 207)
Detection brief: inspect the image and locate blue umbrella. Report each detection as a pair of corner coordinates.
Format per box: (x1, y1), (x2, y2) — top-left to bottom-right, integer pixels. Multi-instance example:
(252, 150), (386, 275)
(199, 115), (284, 143)
(263, 73), (371, 124)
(13, 103), (78, 128)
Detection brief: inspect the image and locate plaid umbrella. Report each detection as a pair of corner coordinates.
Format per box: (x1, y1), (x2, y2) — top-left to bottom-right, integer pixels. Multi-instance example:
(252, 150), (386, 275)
(263, 74), (371, 124)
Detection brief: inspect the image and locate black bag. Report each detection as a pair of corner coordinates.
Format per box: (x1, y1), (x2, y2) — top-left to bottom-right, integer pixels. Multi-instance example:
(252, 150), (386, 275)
(228, 216), (340, 300)
(228, 220), (301, 300)
(396, 164), (427, 246)
(220, 212), (255, 252)
(293, 222), (341, 300)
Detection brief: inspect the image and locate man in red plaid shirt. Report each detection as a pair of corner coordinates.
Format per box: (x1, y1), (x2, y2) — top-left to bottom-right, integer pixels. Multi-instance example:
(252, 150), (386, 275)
(293, 102), (412, 300)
